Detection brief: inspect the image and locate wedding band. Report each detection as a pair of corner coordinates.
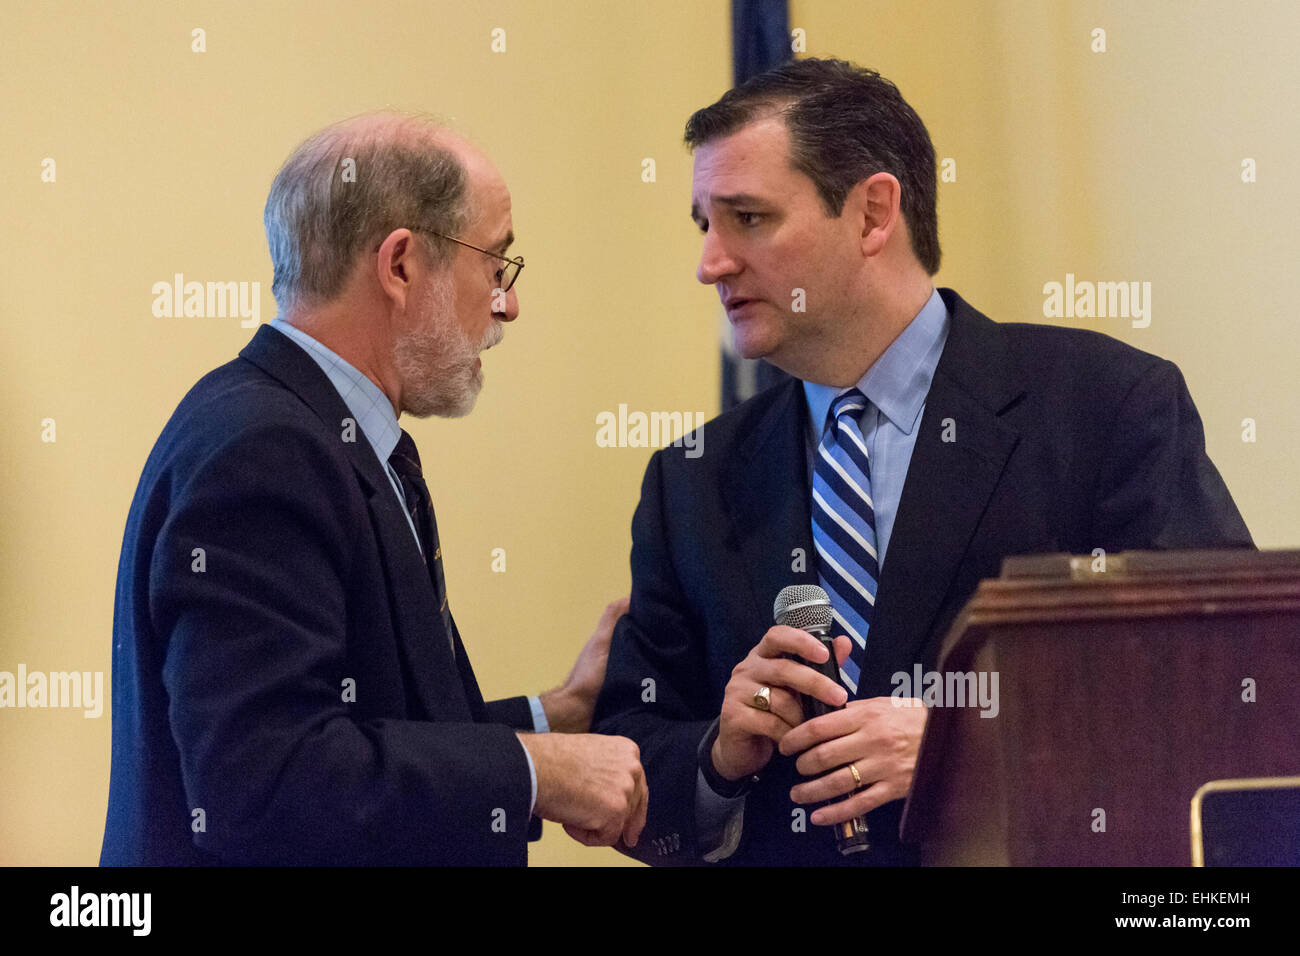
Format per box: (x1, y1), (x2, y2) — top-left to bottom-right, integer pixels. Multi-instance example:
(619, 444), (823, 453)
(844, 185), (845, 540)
(849, 763), (862, 789)
(750, 686), (772, 711)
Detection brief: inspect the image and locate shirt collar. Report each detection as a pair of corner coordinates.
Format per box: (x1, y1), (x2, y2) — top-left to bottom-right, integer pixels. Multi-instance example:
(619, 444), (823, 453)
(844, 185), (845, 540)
(268, 317), (403, 465)
(803, 287), (950, 439)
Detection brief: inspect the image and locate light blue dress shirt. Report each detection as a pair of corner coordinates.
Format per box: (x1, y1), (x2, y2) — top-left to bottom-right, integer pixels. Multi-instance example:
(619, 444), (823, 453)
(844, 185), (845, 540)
(267, 318), (542, 812)
(696, 288), (951, 860)
(801, 287), (951, 569)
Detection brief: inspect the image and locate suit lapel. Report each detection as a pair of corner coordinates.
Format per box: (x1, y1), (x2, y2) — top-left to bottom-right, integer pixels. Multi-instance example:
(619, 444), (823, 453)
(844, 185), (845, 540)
(364, 492), (474, 719)
(859, 290), (1024, 694)
(721, 381), (820, 664)
(238, 325), (472, 720)
(718, 292), (1025, 698)
(450, 616), (490, 722)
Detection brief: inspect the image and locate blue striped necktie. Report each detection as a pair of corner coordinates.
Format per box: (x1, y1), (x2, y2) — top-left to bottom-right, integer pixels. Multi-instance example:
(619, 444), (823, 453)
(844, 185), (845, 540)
(811, 388), (879, 697)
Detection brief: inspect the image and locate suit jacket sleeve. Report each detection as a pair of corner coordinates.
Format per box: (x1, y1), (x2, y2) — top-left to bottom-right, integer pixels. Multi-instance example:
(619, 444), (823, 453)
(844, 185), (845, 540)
(151, 421), (533, 865)
(484, 697), (535, 730)
(593, 449), (715, 865)
(1093, 358), (1253, 550)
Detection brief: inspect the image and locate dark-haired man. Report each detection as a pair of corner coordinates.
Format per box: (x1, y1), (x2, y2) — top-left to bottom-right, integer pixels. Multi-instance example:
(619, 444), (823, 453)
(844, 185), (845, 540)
(593, 58), (1251, 866)
(102, 113), (647, 865)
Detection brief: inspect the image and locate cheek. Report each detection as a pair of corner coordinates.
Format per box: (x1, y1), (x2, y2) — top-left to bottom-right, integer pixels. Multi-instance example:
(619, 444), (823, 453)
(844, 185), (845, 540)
(460, 278), (491, 318)
(796, 241), (854, 302)
(766, 233), (818, 288)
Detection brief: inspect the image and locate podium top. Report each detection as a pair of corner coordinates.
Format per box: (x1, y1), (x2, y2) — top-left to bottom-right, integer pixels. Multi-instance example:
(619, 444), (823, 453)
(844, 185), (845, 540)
(1000, 547), (1300, 581)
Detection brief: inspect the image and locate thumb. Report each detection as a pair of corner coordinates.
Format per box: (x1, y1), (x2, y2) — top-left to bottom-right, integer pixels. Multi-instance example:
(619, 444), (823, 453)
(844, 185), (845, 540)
(602, 595), (631, 626)
(833, 635), (853, 667)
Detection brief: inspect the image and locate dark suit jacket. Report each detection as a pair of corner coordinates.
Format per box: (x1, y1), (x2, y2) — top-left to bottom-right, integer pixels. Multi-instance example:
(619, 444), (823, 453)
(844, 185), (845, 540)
(101, 325), (537, 865)
(592, 288), (1254, 866)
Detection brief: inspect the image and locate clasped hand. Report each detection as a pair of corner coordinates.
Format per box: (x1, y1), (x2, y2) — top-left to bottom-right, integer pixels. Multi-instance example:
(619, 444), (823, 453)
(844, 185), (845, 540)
(711, 625), (928, 826)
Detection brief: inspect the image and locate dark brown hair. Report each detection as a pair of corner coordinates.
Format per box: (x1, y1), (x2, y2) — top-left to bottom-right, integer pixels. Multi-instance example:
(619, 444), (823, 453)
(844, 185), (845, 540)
(685, 58), (940, 274)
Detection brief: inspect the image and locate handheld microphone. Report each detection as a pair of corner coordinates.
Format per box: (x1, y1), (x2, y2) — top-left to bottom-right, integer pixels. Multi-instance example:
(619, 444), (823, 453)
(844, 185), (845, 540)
(774, 584), (871, 856)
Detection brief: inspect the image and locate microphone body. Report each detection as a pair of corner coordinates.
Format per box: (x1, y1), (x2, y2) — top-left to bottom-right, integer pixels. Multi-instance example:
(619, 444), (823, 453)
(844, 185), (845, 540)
(774, 585), (871, 856)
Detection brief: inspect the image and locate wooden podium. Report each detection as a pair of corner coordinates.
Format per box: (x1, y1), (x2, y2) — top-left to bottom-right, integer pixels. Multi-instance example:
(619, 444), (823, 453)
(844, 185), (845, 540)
(899, 548), (1300, 865)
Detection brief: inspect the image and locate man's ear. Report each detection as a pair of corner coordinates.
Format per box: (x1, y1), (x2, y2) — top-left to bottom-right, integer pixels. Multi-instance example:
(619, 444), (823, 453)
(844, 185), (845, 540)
(846, 171), (902, 259)
(375, 228), (421, 311)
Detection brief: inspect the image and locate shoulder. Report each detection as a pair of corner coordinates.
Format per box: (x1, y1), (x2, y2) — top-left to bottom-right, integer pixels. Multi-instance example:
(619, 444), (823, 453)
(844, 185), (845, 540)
(644, 377), (802, 484)
(143, 354), (357, 503)
(175, 355), (328, 439)
(944, 290), (1178, 412)
(1000, 321), (1165, 378)
(127, 354), (367, 581)
(998, 323), (1188, 425)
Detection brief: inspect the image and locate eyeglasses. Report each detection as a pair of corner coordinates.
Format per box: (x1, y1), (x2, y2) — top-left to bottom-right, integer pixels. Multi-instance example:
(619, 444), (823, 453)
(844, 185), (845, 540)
(415, 229), (525, 293)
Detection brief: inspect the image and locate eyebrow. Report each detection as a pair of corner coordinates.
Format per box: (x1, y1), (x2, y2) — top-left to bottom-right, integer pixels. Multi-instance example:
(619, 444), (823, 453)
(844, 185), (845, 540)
(491, 231), (515, 256)
(690, 194), (770, 223)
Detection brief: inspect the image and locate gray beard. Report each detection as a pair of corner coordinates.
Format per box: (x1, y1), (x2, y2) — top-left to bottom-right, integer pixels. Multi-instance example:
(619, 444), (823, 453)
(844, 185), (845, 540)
(392, 280), (486, 419)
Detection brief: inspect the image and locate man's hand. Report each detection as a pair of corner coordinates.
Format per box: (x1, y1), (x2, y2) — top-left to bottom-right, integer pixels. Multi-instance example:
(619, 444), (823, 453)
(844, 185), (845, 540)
(779, 697), (929, 825)
(709, 627), (852, 782)
(538, 595), (629, 733)
(517, 731), (648, 848)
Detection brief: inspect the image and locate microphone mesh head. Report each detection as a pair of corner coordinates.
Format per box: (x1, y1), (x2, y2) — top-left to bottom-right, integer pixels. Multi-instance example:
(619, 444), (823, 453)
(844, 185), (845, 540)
(773, 584), (833, 631)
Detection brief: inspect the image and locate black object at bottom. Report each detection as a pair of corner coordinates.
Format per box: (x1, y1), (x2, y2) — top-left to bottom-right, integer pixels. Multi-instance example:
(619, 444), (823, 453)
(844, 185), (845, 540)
(796, 635), (872, 856)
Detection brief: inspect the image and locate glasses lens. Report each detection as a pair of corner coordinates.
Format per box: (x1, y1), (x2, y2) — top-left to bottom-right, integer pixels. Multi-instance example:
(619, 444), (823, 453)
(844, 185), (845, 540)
(502, 258), (521, 292)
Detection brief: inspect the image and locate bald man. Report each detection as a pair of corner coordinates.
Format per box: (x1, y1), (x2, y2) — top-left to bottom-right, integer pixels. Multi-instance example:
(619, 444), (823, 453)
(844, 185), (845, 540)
(100, 113), (646, 866)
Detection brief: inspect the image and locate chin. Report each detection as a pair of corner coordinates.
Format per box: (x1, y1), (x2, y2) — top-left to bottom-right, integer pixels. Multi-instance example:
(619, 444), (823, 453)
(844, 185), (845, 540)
(404, 370), (482, 419)
(734, 333), (780, 364)
(738, 338), (802, 380)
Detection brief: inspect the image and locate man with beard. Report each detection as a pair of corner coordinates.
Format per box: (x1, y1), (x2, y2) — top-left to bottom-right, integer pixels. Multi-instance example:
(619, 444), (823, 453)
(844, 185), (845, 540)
(101, 113), (646, 865)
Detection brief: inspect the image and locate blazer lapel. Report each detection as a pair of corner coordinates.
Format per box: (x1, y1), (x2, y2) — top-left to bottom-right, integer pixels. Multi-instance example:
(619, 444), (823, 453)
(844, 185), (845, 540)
(721, 380), (820, 664)
(449, 615), (490, 722)
(238, 325), (472, 721)
(859, 290), (1024, 695)
(365, 492), (474, 720)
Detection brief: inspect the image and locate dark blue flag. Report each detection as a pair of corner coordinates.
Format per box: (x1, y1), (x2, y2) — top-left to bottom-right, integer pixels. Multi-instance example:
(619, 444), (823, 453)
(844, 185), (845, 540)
(722, 0), (792, 409)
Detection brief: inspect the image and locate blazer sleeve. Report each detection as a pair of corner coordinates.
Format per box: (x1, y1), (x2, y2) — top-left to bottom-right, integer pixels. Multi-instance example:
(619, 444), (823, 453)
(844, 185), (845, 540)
(150, 421), (533, 865)
(1093, 358), (1254, 551)
(480, 697), (545, 842)
(592, 449), (715, 865)
(484, 696), (536, 730)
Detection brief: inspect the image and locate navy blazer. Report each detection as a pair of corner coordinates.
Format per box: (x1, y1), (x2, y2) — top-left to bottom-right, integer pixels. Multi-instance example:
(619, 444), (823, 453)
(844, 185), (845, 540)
(102, 325), (536, 865)
(592, 288), (1254, 866)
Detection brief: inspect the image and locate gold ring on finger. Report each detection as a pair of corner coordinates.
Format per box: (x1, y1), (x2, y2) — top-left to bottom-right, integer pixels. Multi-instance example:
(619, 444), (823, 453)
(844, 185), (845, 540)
(849, 763), (863, 790)
(750, 686), (772, 711)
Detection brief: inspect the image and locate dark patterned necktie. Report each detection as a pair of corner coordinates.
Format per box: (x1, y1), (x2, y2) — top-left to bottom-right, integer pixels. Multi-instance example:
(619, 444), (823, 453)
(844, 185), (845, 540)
(388, 430), (455, 646)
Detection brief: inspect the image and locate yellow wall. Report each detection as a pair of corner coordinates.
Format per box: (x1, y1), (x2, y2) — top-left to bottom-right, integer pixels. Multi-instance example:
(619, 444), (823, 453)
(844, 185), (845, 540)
(787, 0), (1297, 544)
(1, 0), (1295, 866)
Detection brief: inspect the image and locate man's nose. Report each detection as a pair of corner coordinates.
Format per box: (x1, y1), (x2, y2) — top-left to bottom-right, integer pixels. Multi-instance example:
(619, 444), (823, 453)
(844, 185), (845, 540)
(495, 285), (519, 322)
(697, 229), (739, 285)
